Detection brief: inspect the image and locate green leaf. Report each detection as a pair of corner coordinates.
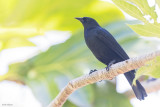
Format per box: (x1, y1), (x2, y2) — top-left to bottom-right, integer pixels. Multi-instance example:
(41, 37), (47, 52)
(129, 23), (160, 37)
(112, 0), (146, 22)
(156, 0), (160, 9)
(3, 38), (35, 49)
(0, 0), (124, 50)
(92, 82), (132, 107)
(112, 0), (160, 38)
(134, 56), (160, 82)
(127, 0), (157, 22)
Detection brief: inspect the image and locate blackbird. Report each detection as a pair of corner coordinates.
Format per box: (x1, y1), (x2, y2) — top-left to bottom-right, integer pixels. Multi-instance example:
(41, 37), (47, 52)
(76, 17), (147, 100)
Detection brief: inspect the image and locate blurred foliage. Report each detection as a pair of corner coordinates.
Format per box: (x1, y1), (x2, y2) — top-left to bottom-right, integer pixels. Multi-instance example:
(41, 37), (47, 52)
(1, 0), (160, 107)
(112, 0), (160, 37)
(134, 56), (160, 84)
(0, 0), (124, 51)
(2, 20), (160, 106)
(112, 0), (160, 80)
(92, 82), (132, 107)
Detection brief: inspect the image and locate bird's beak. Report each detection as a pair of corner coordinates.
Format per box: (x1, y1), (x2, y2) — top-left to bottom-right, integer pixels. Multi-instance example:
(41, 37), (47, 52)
(75, 17), (83, 22)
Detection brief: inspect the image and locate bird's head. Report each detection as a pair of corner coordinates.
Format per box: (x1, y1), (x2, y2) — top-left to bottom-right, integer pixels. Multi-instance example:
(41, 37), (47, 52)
(75, 17), (100, 29)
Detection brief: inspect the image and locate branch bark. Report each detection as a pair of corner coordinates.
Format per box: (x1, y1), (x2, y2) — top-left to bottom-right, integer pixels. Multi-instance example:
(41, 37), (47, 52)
(48, 50), (160, 107)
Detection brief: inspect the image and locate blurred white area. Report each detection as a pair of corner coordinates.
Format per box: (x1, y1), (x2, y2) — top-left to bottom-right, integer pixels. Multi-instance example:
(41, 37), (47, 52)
(29, 31), (70, 51)
(0, 31), (70, 75)
(116, 75), (160, 107)
(117, 75), (160, 107)
(0, 81), (41, 107)
(131, 91), (160, 107)
(0, 47), (39, 75)
(0, 0), (160, 107)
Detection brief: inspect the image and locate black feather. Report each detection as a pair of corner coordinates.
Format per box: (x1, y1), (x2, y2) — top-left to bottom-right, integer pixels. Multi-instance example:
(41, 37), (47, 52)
(76, 17), (147, 100)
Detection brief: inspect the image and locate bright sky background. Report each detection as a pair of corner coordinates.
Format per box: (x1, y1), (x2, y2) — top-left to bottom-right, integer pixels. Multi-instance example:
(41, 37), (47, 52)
(0, 0), (160, 107)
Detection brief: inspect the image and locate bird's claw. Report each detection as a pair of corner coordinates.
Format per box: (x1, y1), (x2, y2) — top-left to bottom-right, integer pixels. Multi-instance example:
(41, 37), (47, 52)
(89, 69), (102, 82)
(106, 64), (112, 71)
(106, 60), (116, 71)
(106, 66), (110, 71)
(89, 69), (97, 75)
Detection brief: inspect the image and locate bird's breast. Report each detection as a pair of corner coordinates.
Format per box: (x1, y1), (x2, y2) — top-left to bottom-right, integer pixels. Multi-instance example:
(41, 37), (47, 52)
(85, 34), (109, 55)
(84, 32), (120, 65)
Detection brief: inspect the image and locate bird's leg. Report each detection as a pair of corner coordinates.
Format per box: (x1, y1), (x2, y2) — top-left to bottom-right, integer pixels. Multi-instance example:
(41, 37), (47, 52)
(89, 69), (102, 82)
(89, 69), (97, 75)
(106, 60), (116, 71)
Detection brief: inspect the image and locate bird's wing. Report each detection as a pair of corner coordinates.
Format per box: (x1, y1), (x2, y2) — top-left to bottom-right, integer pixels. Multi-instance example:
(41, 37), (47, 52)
(96, 28), (129, 60)
(96, 28), (147, 100)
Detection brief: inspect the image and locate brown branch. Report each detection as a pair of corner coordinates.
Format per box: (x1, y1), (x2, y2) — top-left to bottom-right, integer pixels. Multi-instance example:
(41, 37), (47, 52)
(47, 50), (160, 107)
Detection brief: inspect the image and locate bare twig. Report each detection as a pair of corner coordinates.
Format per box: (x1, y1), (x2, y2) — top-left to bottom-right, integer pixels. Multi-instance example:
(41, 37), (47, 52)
(48, 50), (160, 107)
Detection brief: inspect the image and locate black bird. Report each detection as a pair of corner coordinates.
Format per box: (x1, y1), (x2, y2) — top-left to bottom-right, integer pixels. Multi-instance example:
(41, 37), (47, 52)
(76, 17), (147, 100)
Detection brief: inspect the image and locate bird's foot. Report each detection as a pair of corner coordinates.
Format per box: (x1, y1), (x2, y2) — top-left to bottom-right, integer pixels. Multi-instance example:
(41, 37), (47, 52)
(89, 69), (97, 75)
(106, 60), (116, 71)
(89, 69), (102, 82)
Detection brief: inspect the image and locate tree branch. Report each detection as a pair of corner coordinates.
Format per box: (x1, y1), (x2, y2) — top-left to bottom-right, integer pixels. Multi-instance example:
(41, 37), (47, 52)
(47, 50), (160, 107)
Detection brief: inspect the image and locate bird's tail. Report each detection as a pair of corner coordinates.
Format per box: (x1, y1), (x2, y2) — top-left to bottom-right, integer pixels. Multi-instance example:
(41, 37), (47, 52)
(124, 70), (147, 100)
